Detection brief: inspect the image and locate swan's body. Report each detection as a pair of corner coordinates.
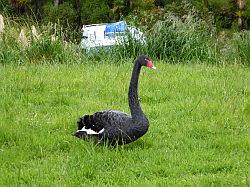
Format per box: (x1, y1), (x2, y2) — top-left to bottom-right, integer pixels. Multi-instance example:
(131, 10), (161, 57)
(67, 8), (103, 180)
(74, 55), (156, 145)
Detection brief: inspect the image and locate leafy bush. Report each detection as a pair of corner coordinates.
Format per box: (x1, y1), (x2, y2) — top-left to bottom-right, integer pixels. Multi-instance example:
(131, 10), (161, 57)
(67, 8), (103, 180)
(0, 0), (12, 13)
(43, 2), (77, 28)
(43, 2), (81, 42)
(80, 0), (111, 24)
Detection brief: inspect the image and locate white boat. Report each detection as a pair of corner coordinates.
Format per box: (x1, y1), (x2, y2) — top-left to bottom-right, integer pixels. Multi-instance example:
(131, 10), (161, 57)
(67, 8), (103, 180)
(80, 21), (145, 50)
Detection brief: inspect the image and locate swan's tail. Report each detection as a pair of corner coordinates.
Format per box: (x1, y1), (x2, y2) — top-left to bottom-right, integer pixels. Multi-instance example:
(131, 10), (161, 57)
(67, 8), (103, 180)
(77, 116), (85, 130)
(77, 115), (93, 130)
(73, 115), (92, 139)
(74, 115), (103, 139)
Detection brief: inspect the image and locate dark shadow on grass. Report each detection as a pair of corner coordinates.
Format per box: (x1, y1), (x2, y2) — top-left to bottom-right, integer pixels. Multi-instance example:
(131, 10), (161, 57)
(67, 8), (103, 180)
(121, 139), (153, 150)
(72, 131), (152, 151)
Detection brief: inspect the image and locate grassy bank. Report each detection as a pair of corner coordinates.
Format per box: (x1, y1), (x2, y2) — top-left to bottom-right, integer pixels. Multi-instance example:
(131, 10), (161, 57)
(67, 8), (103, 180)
(0, 62), (249, 186)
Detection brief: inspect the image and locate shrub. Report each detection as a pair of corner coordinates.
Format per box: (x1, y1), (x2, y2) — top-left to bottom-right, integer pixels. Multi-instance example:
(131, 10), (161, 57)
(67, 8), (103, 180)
(0, 0), (11, 13)
(43, 2), (77, 28)
(42, 2), (81, 41)
(80, 0), (111, 24)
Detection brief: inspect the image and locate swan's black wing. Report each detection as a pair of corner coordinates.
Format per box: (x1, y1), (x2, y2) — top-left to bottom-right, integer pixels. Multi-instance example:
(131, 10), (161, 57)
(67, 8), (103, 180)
(77, 110), (131, 130)
(74, 110), (135, 144)
(94, 110), (131, 128)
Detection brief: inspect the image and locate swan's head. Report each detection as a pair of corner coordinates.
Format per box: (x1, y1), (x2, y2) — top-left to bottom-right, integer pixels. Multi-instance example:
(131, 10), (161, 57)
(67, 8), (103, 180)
(136, 55), (156, 70)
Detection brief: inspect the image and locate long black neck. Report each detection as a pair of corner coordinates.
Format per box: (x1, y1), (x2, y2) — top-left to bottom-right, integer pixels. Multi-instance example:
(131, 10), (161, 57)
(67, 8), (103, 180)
(128, 61), (146, 121)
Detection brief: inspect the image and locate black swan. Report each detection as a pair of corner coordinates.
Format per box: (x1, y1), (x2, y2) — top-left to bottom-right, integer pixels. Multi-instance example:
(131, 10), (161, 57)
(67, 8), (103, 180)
(74, 55), (156, 145)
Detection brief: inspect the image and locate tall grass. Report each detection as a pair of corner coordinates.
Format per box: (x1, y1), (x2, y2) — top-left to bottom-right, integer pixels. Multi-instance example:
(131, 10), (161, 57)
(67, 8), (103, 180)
(230, 31), (250, 65)
(109, 11), (250, 65)
(0, 12), (250, 65)
(86, 12), (218, 64)
(0, 14), (85, 65)
(146, 14), (217, 62)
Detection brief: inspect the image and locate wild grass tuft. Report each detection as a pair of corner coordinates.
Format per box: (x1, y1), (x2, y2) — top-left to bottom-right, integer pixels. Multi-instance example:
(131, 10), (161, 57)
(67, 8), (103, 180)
(146, 13), (217, 62)
(231, 31), (250, 65)
(0, 14), (85, 65)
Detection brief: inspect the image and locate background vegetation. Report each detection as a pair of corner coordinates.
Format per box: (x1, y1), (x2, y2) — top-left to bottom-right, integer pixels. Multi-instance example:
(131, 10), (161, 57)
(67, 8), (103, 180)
(1, 0), (250, 30)
(1, 4), (250, 65)
(0, 0), (250, 65)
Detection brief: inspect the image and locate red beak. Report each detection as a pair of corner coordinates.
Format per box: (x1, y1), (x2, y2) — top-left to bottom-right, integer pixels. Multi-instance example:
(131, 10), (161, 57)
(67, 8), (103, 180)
(146, 59), (156, 70)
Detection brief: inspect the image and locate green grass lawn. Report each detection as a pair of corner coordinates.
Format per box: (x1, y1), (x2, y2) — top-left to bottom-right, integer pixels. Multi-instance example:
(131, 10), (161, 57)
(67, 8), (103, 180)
(0, 62), (249, 186)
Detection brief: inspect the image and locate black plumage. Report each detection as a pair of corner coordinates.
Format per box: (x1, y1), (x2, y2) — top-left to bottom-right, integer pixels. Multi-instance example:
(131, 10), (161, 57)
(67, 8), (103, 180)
(73, 55), (156, 145)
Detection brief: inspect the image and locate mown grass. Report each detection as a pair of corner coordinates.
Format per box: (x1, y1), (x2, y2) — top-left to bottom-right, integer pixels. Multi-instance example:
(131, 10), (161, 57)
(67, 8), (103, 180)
(0, 62), (249, 186)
